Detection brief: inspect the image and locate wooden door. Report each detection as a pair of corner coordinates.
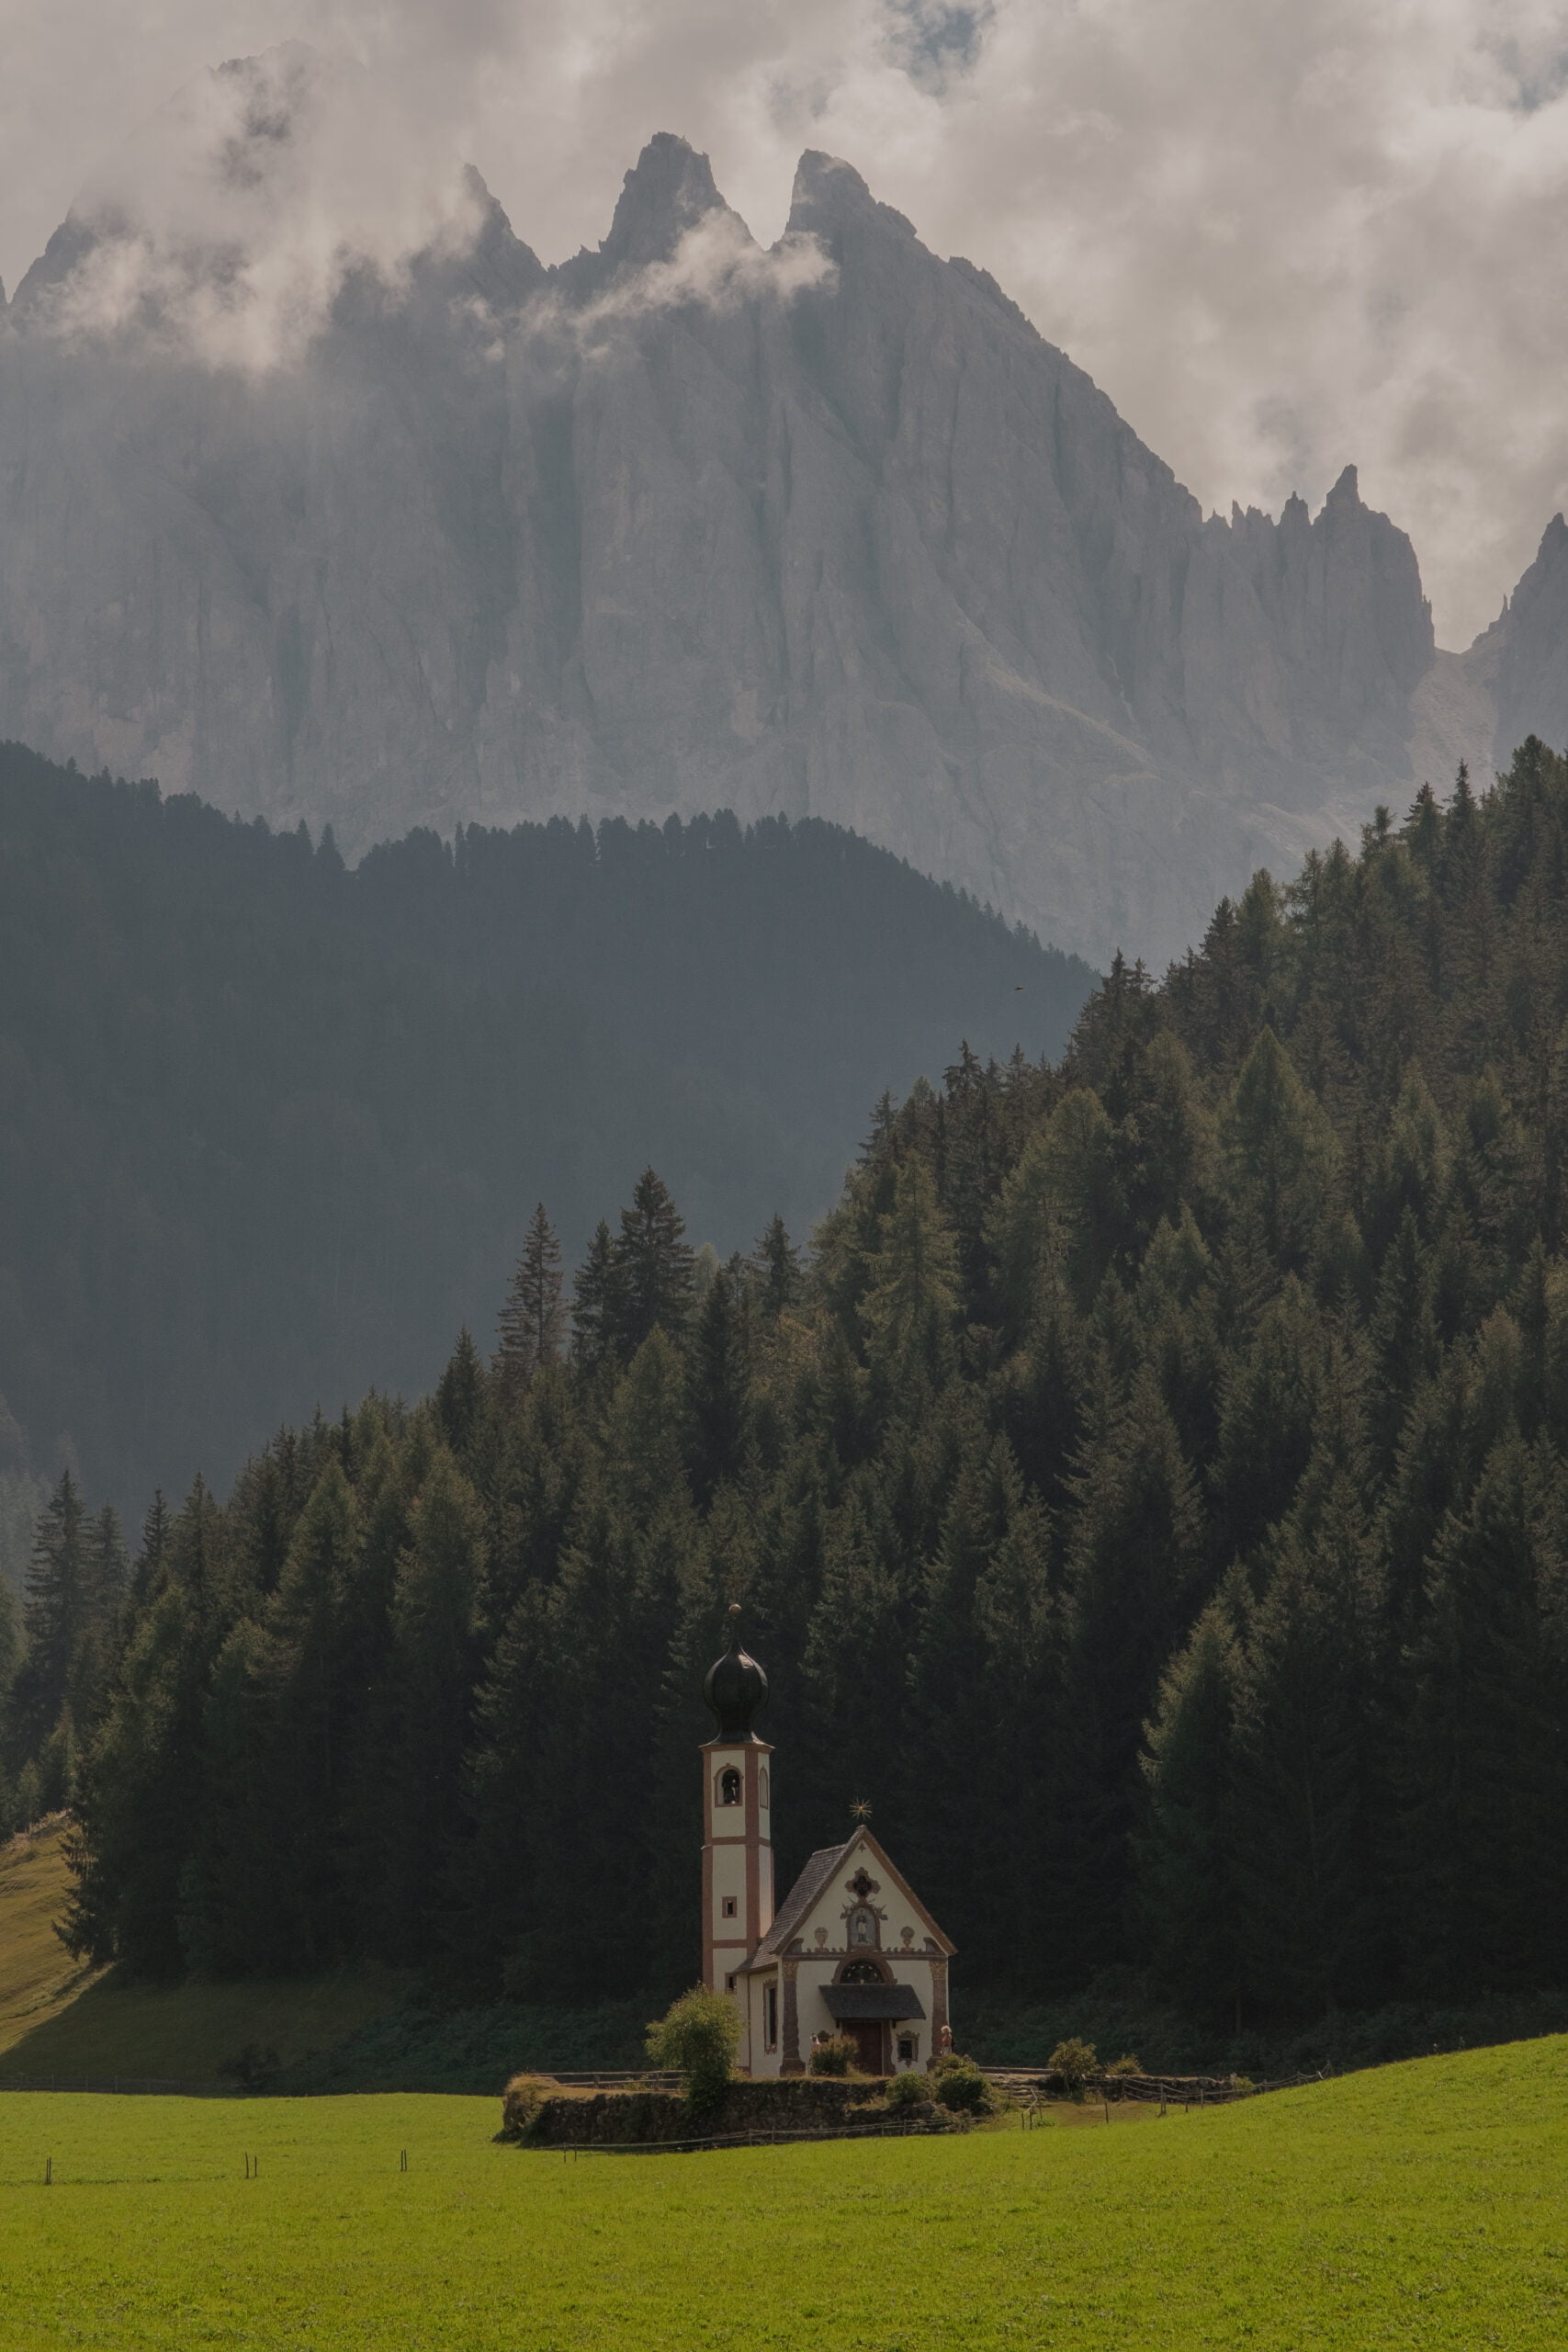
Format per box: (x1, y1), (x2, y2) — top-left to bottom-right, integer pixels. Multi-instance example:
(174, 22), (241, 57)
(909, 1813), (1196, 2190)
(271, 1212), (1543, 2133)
(848, 2019), (885, 2075)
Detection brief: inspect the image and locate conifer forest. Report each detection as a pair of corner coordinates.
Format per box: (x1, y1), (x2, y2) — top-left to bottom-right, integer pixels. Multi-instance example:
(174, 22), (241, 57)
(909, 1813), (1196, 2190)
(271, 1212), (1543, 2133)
(0, 741), (1090, 1516)
(12, 739), (1568, 2031)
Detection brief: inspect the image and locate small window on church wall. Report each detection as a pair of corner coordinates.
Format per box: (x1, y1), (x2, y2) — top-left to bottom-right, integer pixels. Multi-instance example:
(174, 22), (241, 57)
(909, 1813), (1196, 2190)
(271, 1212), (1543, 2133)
(726, 1973), (738, 1994)
(897, 2034), (918, 2066)
(718, 1767), (742, 1806)
(764, 1983), (778, 2050)
(722, 1896), (738, 1917)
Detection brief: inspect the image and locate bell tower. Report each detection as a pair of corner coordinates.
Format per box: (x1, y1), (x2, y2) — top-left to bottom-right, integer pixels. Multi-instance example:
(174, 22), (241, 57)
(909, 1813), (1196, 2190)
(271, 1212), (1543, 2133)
(701, 1605), (774, 2036)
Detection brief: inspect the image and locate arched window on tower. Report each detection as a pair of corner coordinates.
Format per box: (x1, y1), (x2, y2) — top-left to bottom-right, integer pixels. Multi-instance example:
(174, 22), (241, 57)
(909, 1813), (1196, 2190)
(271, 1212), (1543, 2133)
(717, 1767), (742, 1807)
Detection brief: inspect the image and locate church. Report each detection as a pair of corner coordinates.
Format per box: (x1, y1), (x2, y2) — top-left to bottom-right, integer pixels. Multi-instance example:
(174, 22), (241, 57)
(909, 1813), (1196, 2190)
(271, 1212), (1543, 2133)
(700, 1609), (955, 2077)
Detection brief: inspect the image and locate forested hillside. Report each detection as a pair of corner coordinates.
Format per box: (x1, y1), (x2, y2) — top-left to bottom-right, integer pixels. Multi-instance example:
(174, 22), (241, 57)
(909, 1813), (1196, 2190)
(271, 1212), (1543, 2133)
(19, 739), (1568, 2030)
(0, 742), (1089, 1529)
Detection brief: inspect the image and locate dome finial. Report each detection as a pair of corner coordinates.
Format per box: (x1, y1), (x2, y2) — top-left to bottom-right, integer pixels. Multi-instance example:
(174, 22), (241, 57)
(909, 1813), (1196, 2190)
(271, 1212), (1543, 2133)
(704, 1609), (768, 1740)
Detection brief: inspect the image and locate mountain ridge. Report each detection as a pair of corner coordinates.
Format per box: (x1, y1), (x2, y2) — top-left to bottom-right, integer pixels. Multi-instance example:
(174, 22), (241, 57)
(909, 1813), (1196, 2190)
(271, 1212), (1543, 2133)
(0, 62), (1556, 963)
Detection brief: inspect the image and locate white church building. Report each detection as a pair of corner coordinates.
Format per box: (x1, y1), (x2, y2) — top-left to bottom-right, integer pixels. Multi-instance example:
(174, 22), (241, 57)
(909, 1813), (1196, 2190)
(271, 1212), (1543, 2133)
(700, 1609), (955, 2076)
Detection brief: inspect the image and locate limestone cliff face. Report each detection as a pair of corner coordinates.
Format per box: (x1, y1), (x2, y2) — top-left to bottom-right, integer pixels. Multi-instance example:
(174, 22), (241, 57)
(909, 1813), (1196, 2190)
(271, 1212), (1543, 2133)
(0, 117), (1440, 966)
(1487, 516), (1568, 767)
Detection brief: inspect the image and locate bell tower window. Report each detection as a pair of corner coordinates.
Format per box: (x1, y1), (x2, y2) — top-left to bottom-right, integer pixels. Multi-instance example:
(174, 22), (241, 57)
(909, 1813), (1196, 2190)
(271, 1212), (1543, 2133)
(718, 1767), (742, 1807)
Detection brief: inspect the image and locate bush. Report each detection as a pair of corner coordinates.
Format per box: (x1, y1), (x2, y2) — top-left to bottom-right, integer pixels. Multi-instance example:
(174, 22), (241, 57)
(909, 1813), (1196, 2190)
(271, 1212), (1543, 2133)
(219, 2043), (281, 2093)
(1104, 2052), (1142, 2099)
(1047, 2037), (1099, 2099)
(931, 2052), (990, 2113)
(809, 2033), (858, 2076)
(645, 1985), (741, 2114)
(886, 2068), (931, 2110)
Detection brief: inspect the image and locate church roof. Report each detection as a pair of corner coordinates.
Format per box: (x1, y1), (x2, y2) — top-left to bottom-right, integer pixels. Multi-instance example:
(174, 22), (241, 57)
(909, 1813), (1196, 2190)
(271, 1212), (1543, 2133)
(747, 1837), (856, 1964)
(746, 1826), (956, 1966)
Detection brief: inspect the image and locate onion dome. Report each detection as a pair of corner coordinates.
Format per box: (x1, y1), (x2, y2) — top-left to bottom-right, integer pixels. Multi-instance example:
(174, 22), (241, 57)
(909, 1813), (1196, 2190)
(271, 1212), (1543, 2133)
(703, 1603), (769, 1741)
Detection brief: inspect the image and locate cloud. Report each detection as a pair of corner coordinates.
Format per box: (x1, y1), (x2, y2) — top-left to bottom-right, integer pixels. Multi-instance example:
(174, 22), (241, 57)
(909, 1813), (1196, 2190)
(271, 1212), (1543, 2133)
(19, 44), (832, 373)
(5, 0), (1568, 640)
(22, 43), (491, 368)
(562, 210), (836, 344)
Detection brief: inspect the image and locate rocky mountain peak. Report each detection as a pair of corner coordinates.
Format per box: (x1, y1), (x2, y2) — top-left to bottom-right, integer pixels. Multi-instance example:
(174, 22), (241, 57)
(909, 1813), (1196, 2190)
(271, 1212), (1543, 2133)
(599, 133), (730, 269)
(786, 149), (917, 252)
(0, 118), (1494, 967)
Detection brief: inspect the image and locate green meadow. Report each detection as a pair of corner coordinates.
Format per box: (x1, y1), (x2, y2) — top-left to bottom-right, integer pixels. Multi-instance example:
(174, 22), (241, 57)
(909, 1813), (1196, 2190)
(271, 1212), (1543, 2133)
(3, 2038), (1568, 2350)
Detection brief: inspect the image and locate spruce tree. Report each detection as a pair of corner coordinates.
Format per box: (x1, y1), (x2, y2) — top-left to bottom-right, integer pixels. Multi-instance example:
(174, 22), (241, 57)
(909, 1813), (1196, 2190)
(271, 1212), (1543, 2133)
(434, 1330), (487, 1459)
(375, 1447), (484, 1956)
(15, 1469), (89, 1755)
(609, 1168), (696, 1355)
(1138, 1599), (1245, 2018)
(750, 1215), (803, 1318)
(1400, 1434), (1568, 1994)
(858, 1155), (961, 1401)
(1053, 1368), (1207, 1979)
(1230, 1480), (1391, 2014)
(496, 1204), (566, 1404)
(570, 1220), (617, 1370)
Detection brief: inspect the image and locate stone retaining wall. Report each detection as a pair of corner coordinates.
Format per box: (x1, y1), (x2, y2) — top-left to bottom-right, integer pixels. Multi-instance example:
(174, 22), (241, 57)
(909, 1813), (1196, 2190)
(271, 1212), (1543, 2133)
(503, 2075), (892, 2146)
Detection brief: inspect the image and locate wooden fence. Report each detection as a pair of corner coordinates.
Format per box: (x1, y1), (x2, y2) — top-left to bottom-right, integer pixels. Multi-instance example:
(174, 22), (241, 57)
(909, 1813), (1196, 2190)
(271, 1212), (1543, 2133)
(983, 2065), (1329, 2108)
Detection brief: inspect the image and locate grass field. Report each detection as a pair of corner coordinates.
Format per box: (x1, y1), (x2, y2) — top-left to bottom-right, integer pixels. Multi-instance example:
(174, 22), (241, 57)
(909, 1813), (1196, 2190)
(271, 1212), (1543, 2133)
(3, 2036), (1568, 2348)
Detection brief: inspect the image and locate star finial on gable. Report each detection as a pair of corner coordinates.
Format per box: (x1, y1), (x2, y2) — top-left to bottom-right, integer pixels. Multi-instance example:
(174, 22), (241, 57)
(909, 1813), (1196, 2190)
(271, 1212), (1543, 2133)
(851, 1797), (873, 1822)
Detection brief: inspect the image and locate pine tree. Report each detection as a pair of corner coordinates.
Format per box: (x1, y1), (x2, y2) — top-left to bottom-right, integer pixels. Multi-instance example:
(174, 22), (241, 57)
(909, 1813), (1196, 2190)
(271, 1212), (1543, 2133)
(905, 1431), (1043, 1971)
(1138, 1599), (1245, 2017)
(15, 1470), (89, 1755)
(434, 1330), (487, 1459)
(130, 1490), (171, 1612)
(609, 1169), (696, 1356)
(750, 1215), (803, 1318)
(373, 1447), (484, 1956)
(1209, 1278), (1327, 1566)
(1230, 1479), (1391, 2013)
(571, 1220), (617, 1370)
(1220, 1029), (1338, 1276)
(688, 1267), (750, 1507)
(63, 1478), (229, 1975)
(858, 1155), (960, 1401)
(1052, 1369), (1207, 1979)
(1400, 1434), (1568, 1994)
(496, 1204), (566, 1405)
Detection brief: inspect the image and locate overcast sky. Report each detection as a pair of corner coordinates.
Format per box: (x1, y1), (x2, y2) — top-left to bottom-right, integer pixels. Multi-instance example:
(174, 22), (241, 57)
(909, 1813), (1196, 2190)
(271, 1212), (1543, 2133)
(4, 0), (1566, 648)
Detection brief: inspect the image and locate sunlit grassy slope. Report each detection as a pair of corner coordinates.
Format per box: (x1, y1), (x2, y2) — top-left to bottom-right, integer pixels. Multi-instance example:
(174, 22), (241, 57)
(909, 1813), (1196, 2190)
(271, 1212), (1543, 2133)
(4, 2039), (1568, 2349)
(0, 1824), (400, 2082)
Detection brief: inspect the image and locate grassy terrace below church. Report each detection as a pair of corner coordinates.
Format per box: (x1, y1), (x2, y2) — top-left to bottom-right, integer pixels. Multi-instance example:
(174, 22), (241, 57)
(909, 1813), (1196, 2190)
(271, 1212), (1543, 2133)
(3, 2040), (1568, 2347)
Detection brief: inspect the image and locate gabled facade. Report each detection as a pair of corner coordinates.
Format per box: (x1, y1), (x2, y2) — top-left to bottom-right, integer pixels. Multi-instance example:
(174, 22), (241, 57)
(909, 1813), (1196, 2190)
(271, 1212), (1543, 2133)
(700, 1612), (955, 2076)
